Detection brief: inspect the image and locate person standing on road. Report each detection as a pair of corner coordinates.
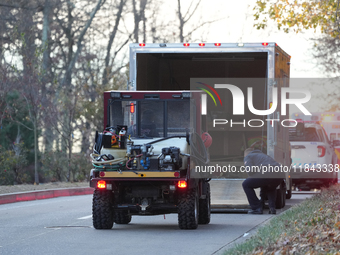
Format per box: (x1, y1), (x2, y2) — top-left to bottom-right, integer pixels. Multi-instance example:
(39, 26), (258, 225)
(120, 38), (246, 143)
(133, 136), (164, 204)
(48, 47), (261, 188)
(242, 148), (284, 214)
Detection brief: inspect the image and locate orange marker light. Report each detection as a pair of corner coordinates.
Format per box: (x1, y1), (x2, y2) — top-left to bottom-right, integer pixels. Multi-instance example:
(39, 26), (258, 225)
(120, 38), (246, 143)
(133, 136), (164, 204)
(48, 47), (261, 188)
(97, 180), (106, 189)
(269, 102), (273, 109)
(177, 181), (187, 188)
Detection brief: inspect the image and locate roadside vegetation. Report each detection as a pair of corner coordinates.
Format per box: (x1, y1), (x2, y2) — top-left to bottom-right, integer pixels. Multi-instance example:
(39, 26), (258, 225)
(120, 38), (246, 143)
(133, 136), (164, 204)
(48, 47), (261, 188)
(0, 0), (218, 185)
(225, 184), (340, 255)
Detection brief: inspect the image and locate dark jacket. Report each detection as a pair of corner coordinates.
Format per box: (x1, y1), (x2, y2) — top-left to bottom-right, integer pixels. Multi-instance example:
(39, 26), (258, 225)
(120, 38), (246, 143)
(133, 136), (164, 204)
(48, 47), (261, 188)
(244, 150), (284, 178)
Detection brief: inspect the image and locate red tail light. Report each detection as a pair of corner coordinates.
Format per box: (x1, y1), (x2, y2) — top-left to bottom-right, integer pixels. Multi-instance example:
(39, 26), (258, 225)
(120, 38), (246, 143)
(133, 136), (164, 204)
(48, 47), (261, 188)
(317, 146), (326, 157)
(214, 43), (221, 46)
(262, 42), (269, 46)
(199, 43), (205, 46)
(183, 43), (190, 47)
(177, 181), (187, 188)
(139, 43), (145, 47)
(130, 102), (135, 113)
(97, 180), (106, 189)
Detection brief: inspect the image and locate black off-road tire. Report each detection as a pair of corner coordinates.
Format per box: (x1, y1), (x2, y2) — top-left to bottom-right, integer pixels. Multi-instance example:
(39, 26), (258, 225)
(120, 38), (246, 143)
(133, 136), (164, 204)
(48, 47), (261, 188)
(92, 189), (114, 229)
(275, 185), (286, 209)
(282, 188), (286, 207)
(198, 183), (211, 224)
(114, 211), (132, 224)
(178, 188), (199, 230)
(286, 179), (292, 199)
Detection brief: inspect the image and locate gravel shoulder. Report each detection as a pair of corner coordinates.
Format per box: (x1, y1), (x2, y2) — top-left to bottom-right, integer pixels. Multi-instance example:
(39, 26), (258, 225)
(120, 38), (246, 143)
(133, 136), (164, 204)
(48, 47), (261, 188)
(0, 182), (90, 195)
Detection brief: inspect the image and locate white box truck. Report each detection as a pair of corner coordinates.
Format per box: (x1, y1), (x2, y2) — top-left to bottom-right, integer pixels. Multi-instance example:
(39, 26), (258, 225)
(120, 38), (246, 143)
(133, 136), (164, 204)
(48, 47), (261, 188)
(128, 42), (292, 203)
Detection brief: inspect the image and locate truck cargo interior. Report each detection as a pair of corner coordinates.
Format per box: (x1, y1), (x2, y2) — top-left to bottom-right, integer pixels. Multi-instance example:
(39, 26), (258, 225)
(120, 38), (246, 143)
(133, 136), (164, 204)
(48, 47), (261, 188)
(136, 52), (268, 90)
(137, 52), (269, 164)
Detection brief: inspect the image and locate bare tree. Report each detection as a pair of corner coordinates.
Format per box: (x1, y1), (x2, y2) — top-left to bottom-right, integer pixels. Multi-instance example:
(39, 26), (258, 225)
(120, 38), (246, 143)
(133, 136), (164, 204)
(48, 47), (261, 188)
(176, 0), (219, 42)
(102, 0), (127, 86)
(58, 0), (105, 88)
(132, 0), (147, 43)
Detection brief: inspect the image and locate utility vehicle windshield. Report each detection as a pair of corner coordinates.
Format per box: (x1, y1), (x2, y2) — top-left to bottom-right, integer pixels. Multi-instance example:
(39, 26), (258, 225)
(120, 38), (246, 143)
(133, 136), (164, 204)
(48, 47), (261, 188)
(108, 99), (190, 138)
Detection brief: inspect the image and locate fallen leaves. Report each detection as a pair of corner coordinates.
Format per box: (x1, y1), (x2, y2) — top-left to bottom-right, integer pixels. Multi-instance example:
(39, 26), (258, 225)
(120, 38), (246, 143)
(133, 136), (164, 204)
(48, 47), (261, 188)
(251, 184), (340, 254)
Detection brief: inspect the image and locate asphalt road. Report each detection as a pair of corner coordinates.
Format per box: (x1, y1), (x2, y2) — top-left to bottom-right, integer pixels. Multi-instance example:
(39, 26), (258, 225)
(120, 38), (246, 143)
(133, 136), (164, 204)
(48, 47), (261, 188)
(0, 192), (313, 255)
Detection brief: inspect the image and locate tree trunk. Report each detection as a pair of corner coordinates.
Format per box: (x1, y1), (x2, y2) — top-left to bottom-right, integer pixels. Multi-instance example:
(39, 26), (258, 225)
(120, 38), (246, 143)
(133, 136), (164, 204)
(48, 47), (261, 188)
(61, 0), (104, 88)
(132, 0), (147, 43)
(42, 0), (51, 72)
(176, 0), (202, 42)
(21, 8), (36, 77)
(102, 0), (126, 86)
(68, 132), (72, 182)
(34, 117), (39, 185)
(132, 0), (139, 43)
(177, 0), (184, 42)
(42, 0), (54, 152)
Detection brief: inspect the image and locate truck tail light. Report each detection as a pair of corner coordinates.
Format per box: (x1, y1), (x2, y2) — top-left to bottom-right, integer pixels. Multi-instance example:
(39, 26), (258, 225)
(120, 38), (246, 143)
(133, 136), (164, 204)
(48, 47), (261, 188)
(130, 102), (135, 113)
(97, 180), (106, 189)
(214, 43), (221, 46)
(177, 181), (187, 188)
(262, 42), (269, 46)
(317, 146), (326, 157)
(183, 43), (190, 47)
(139, 43), (145, 47)
(199, 43), (205, 46)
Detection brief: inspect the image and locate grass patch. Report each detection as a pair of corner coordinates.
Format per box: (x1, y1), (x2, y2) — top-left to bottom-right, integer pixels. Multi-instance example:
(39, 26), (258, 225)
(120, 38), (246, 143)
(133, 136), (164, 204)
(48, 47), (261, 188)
(224, 184), (340, 254)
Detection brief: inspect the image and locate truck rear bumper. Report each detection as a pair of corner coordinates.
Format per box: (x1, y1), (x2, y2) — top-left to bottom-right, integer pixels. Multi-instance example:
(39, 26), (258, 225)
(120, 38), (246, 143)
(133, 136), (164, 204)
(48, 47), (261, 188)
(290, 169), (337, 180)
(99, 171), (180, 178)
(114, 203), (178, 215)
(90, 177), (185, 188)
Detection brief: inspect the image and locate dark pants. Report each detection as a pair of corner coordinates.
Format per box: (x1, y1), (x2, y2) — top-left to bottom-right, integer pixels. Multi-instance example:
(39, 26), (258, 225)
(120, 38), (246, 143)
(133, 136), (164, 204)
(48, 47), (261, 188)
(242, 178), (282, 210)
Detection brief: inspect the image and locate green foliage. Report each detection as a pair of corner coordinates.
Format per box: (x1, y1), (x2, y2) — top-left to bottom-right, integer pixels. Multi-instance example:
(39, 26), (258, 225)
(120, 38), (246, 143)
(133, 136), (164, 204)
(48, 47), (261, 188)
(0, 143), (29, 185)
(0, 90), (34, 154)
(69, 153), (91, 182)
(41, 151), (68, 182)
(41, 151), (89, 182)
(253, 0), (340, 37)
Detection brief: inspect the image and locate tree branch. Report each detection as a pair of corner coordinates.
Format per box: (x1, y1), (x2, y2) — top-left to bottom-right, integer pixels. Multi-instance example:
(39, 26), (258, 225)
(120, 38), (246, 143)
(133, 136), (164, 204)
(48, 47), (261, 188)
(61, 0), (105, 87)
(183, 0), (201, 24)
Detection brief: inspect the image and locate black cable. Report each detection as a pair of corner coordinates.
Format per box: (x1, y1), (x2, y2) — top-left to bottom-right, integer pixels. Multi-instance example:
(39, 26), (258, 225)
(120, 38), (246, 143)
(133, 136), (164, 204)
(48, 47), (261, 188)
(94, 133), (103, 154)
(146, 135), (186, 145)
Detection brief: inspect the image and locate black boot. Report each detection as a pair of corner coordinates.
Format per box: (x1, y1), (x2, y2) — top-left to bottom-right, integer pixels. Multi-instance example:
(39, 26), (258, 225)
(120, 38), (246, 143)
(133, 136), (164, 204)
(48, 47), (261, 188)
(248, 207), (263, 214)
(268, 208), (276, 214)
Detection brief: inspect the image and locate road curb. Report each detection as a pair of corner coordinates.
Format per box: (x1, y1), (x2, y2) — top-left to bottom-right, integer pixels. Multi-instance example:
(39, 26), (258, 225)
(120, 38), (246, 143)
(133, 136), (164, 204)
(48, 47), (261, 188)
(0, 187), (94, 205)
